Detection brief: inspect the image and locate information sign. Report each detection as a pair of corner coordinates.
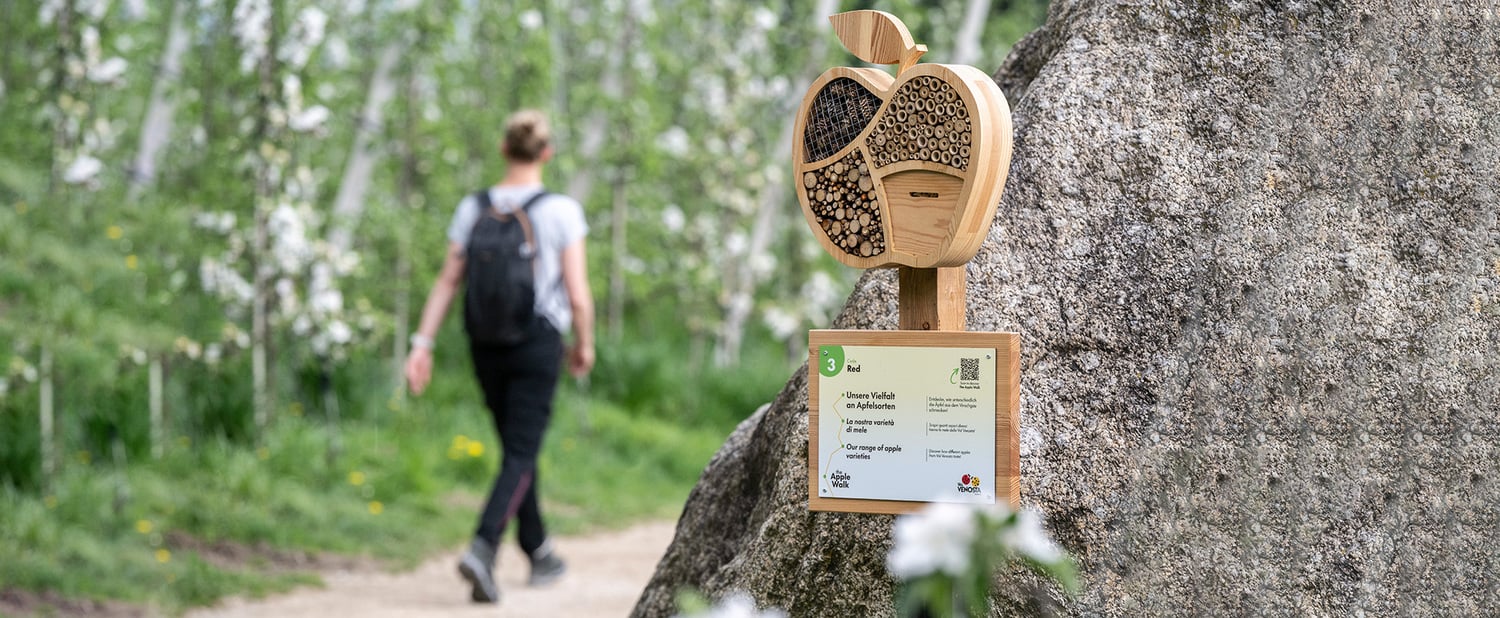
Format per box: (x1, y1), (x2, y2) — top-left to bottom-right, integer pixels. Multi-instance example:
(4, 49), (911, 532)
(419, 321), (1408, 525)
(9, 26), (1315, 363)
(808, 330), (1019, 514)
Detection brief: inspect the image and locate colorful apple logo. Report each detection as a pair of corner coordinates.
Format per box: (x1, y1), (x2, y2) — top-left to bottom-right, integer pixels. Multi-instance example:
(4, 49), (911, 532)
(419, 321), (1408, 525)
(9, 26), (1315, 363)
(794, 10), (1014, 269)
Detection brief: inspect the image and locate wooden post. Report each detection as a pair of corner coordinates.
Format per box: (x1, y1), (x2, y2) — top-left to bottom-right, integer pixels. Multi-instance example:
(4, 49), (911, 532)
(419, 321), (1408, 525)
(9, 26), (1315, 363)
(898, 265), (966, 331)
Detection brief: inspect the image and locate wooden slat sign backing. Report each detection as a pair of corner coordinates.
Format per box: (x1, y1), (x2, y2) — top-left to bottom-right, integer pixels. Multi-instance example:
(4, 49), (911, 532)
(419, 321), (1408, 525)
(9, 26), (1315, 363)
(808, 330), (1019, 514)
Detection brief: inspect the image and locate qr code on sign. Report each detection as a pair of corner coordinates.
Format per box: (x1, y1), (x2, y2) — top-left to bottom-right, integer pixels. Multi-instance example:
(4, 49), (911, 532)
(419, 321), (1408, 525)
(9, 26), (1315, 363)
(960, 358), (980, 381)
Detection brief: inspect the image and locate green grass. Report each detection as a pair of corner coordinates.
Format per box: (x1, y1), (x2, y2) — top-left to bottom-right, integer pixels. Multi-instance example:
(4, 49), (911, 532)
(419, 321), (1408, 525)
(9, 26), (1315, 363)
(0, 372), (760, 615)
(0, 314), (796, 615)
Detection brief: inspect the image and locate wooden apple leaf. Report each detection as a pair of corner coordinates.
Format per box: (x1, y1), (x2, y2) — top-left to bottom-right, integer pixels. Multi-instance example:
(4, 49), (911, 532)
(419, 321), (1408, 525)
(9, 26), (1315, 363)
(829, 10), (927, 73)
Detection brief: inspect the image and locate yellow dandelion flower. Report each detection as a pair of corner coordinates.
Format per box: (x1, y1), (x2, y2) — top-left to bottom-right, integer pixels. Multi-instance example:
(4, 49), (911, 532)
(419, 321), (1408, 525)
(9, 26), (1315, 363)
(451, 435), (469, 450)
(177, 436), (191, 448)
(126, 255), (139, 270)
(256, 447), (270, 460)
(43, 496), (58, 509)
(467, 441), (484, 457)
(166, 573), (177, 584)
(447, 447), (463, 461)
(76, 450), (92, 464)
(136, 520), (153, 535)
(155, 549), (171, 563)
(348, 471), (365, 486)
(288, 402), (304, 417)
(15, 202), (28, 214)
(107, 225), (123, 240)
(368, 501), (384, 515)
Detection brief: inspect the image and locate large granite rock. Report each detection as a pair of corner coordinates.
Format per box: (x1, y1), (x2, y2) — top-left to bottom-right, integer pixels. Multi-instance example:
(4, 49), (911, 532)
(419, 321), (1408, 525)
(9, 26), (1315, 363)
(634, 1), (1499, 615)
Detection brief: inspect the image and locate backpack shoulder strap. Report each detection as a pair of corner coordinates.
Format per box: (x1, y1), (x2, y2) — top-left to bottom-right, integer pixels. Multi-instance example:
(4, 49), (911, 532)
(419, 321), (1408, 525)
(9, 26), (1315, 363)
(519, 190), (550, 212)
(474, 188), (494, 213)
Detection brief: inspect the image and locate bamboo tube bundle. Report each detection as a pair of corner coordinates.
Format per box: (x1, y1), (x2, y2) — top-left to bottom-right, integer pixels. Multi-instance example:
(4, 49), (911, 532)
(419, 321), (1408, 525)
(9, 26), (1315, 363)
(867, 75), (973, 171)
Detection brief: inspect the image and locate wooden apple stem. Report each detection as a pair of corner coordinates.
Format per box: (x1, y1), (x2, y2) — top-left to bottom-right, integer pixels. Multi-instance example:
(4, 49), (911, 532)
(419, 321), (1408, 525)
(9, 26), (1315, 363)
(898, 266), (966, 331)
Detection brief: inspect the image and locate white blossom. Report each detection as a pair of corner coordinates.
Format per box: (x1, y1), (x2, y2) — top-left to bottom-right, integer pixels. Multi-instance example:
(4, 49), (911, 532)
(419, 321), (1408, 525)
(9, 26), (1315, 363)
(130, 348), (147, 365)
(724, 231), (748, 256)
(63, 155), (104, 184)
(656, 126), (690, 157)
(204, 343), (222, 365)
(88, 57), (129, 83)
(310, 288), (343, 315)
(327, 320), (351, 344)
(751, 7), (777, 30)
(232, 0), (272, 73)
(762, 307), (799, 340)
(519, 8), (543, 30)
(887, 503), (980, 579)
(281, 7), (328, 69)
(77, 0), (110, 19)
(289, 105), (330, 132)
(22, 364), (38, 383)
(40, 0), (66, 25)
(292, 315), (312, 336)
(661, 204), (685, 233)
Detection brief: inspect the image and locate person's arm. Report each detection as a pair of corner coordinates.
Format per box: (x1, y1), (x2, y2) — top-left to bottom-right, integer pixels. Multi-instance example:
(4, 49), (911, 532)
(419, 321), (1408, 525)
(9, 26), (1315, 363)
(404, 242), (466, 395)
(560, 238), (595, 378)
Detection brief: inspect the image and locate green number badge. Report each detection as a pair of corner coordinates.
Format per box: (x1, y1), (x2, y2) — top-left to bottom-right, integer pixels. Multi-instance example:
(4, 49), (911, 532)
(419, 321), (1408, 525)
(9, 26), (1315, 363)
(819, 345), (845, 378)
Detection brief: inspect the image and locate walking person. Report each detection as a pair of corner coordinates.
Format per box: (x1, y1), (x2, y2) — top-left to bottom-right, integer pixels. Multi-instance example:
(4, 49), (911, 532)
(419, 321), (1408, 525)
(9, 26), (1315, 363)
(403, 109), (594, 604)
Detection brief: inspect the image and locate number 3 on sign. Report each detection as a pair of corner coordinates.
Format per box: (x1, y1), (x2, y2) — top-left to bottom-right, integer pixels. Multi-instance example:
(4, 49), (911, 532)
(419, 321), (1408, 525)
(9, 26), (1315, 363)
(819, 346), (845, 378)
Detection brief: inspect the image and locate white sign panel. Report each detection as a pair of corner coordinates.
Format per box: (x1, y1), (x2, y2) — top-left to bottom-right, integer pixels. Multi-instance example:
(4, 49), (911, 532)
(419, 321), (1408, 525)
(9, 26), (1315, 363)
(814, 344), (997, 504)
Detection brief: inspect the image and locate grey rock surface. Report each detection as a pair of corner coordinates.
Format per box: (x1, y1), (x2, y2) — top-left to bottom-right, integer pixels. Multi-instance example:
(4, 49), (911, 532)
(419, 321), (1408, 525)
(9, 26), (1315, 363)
(634, 1), (1499, 616)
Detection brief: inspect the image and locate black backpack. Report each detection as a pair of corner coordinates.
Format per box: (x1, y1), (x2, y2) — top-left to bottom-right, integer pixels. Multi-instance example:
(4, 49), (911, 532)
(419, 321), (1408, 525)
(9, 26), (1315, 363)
(463, 189), (550, 345)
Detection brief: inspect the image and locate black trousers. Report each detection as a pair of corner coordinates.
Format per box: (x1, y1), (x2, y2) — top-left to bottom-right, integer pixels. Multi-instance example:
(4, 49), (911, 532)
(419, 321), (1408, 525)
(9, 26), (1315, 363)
(468, 319), (562, 555)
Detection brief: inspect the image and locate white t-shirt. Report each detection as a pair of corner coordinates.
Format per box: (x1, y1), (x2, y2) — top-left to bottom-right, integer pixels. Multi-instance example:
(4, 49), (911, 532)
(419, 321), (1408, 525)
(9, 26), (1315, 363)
(446, 184), (588, 334)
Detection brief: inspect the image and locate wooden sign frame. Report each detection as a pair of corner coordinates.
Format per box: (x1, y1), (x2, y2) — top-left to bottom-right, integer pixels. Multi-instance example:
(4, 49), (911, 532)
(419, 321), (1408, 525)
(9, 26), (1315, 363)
(808, 329), (1020, 514)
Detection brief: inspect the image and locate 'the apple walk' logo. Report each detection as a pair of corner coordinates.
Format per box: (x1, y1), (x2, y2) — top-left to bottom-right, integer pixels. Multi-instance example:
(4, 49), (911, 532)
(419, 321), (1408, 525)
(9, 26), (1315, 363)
(794, 10), (1013, 270)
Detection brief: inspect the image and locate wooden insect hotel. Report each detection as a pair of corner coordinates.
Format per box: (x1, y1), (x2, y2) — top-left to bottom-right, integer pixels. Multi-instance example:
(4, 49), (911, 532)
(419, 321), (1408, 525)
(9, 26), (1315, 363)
(794, 10), (1013, 273)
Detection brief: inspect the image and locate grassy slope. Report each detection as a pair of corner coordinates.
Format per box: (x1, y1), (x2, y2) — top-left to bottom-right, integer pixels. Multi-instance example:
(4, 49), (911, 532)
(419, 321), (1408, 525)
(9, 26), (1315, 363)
(0, 377), (746, 615)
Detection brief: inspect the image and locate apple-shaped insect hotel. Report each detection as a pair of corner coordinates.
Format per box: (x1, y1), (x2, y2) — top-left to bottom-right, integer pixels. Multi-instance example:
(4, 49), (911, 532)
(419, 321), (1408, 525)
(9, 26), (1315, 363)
(794, 11), (1013, 269)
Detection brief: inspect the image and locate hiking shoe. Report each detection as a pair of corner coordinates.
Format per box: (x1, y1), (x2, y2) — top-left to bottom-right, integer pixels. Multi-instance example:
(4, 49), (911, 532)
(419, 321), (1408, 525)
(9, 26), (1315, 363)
(458, 537), (500, 603)
(528, 547), (567, 587)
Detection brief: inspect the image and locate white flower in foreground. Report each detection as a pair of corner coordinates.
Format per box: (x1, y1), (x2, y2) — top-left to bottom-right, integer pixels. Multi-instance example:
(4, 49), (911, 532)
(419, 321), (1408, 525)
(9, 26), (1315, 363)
(63, 155), (104, 184)
(677, 591), (786, 618)
(888, 502), (979, 579)
(1003, 508), (1063, 563)
(289, 105), (330, 133)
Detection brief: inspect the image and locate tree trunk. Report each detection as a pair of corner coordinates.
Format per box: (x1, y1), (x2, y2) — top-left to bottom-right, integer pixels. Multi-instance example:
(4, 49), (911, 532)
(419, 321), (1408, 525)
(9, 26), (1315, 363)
(949, 0), (991, 66)
(607, 170), (627, 339)
(325, 41), (402, 254)
(250, 0), (282, 435)
(563, 0), (636, 205)
(39, 348), (54, 487)
(149, 356), (164, 458)
(128, 0), (190, 197)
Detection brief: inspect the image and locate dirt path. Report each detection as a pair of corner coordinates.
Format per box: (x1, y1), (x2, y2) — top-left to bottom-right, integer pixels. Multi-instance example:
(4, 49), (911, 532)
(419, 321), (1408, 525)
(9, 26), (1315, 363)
(189, 521), (676, 618)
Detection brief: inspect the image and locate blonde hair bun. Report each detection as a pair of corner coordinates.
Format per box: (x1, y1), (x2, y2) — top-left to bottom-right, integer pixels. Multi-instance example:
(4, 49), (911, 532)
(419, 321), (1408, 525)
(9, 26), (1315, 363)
(502, 109), (551, 163)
